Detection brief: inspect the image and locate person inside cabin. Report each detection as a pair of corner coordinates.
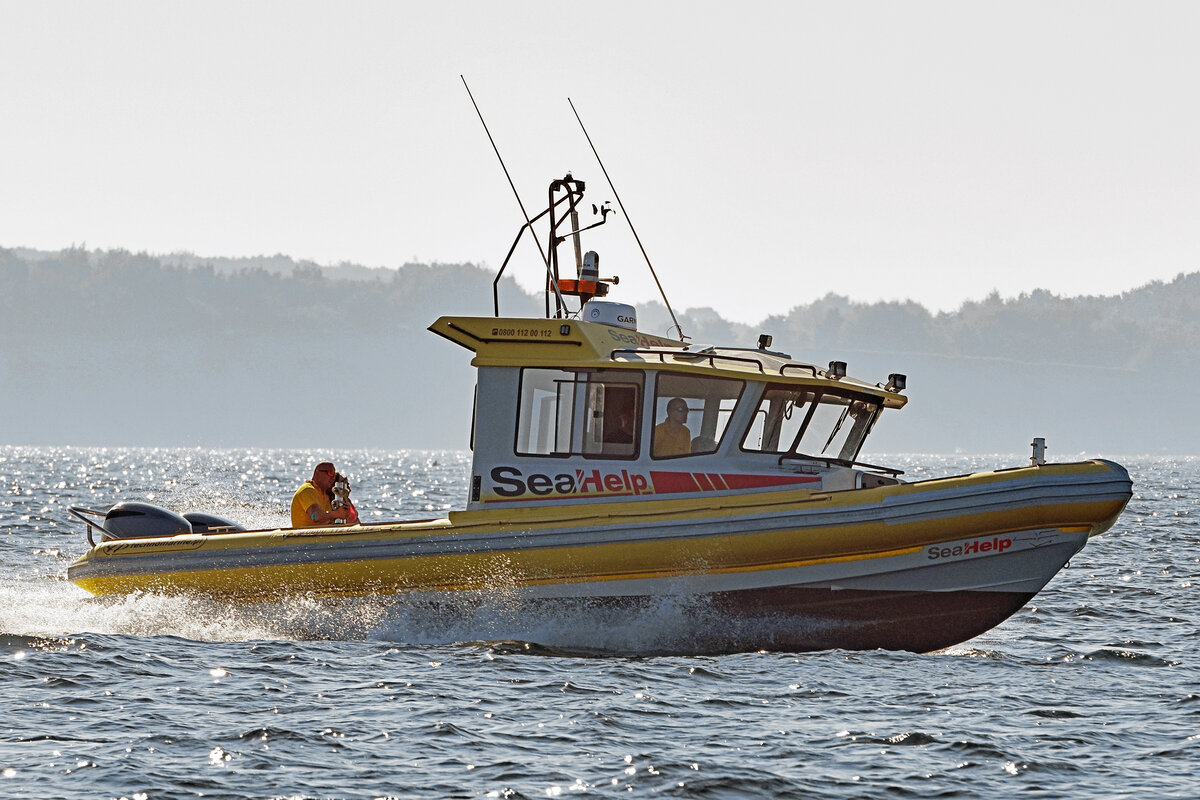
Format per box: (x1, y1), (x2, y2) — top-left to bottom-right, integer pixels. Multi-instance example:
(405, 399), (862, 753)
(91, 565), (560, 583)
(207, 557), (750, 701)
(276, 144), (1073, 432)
(291, 461), (353, 528)
(653, 397), (692, 457)
(600, 389), (638, 454)
(612, 409), (636, 444)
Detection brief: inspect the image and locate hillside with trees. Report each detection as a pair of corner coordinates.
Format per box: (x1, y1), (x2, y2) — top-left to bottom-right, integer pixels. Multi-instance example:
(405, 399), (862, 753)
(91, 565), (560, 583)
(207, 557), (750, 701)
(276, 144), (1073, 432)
(2, 247), (1196, 454)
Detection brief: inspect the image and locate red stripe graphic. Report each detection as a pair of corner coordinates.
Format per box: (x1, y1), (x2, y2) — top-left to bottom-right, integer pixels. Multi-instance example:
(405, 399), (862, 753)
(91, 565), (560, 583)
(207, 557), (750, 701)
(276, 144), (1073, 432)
(720, 473), (819, 490)
(648, 471), (703, 493)
(651, 472), (819, 494)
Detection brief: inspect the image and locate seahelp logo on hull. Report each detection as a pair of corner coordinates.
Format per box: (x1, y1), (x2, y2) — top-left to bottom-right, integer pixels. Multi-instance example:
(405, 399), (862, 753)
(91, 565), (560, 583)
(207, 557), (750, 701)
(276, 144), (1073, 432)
(490, 466), (652, 499)
(926, 537), (1013, 560)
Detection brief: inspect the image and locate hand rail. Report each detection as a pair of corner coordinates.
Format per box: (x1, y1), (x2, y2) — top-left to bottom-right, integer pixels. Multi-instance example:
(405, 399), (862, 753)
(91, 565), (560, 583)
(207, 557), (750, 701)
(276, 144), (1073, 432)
(777, 453), (904, 476)
(610, 348), (767, 373)
(609, 348), (832, 379)
(492, 198), (566, 317)
(68, 505), (108, 547)
(780, 363), (820, 378)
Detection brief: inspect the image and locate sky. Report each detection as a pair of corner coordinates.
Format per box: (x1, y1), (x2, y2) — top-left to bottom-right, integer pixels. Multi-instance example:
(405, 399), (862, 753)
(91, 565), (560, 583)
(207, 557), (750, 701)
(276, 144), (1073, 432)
(2, 1), (1197, 324)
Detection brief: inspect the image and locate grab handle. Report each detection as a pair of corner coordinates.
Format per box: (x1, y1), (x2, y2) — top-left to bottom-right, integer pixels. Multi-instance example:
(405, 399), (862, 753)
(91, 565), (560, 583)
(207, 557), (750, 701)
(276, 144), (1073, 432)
(68, 506), (108, 547)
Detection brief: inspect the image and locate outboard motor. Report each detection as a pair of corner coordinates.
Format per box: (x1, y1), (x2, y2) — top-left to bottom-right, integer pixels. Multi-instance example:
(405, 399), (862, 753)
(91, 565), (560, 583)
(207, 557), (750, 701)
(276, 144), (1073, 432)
(183, 511), (244, 533)
(102, 502), (193, 541)
(70, 502), (246, 546)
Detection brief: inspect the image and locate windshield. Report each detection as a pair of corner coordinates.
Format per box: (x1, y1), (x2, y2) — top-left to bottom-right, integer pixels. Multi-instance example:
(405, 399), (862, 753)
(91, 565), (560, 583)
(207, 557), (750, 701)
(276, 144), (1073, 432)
(795, 395), (879, 462)
(742, 385), (880, 462)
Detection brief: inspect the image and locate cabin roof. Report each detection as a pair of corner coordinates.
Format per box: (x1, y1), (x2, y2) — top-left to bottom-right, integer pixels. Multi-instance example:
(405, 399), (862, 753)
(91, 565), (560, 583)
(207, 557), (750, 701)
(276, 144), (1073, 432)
(429, 315), (908, 408)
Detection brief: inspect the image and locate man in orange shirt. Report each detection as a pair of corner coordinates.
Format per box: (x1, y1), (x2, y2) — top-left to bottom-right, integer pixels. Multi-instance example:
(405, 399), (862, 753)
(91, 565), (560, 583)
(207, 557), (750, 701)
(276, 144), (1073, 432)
(290, 462), (354, 527)
(653, 398), (692, 457)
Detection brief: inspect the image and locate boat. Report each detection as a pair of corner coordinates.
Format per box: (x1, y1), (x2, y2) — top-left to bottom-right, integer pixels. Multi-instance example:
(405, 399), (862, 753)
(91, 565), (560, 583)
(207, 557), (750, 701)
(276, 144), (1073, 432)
(66, 173), (1132, 654)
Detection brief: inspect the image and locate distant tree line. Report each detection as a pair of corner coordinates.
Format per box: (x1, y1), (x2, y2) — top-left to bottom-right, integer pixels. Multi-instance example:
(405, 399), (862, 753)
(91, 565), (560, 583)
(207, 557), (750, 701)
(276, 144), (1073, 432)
(641, 276), (1200, 372)
(1, 246), (1196, 453)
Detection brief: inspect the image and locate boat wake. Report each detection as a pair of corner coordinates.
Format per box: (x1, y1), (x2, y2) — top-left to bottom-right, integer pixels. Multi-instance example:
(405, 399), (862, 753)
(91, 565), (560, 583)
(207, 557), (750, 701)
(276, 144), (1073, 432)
(0, 575), (842, 655)
(0, 578), (290, 642)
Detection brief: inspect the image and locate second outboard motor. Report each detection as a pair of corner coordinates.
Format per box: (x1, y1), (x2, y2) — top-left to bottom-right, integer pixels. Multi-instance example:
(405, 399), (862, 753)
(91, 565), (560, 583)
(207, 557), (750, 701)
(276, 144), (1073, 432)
(183, 512), (244, 533)
(102, 502), (193, 541)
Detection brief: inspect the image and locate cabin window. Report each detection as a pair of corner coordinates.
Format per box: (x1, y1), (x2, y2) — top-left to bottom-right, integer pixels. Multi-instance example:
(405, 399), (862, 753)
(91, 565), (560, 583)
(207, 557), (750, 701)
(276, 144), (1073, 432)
(796, 395), (878, 461)
(742, 387), (816, 453)
(742, 384), (880, 462)
(516, 369), (575, 455)
(516, 368), (643, 458)
(651, 372), (744, 458)
(586, 378), (641, 458)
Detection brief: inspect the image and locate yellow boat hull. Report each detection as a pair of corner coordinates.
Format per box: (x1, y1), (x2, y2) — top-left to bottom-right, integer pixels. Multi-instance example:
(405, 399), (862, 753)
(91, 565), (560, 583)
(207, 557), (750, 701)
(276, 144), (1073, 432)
(68, 460), (1131, 653)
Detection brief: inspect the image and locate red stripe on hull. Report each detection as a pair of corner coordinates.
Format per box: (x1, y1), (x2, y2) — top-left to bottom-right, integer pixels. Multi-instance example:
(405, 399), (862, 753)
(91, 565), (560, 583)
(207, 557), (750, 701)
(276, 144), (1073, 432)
(650, 471), (819, 494)
(648, 471), (702, 493)
(720, 474), (820, 490)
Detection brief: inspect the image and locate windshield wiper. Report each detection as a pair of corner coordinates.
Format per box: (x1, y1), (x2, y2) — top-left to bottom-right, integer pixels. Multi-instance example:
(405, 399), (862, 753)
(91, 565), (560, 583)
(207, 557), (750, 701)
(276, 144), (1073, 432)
(778, 452), (904, 476)
(820, 406), (852, 455)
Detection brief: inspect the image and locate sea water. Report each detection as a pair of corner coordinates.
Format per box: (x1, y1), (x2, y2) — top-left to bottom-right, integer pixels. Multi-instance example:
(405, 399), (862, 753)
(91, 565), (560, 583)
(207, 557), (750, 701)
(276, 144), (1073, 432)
(0, 447), (1196, 799)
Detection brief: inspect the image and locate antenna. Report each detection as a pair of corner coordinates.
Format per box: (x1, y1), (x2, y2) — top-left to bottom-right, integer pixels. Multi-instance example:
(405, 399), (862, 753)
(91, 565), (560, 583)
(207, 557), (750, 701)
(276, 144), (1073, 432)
(461, 76), (566, 315)
(569, 97), (686, 341)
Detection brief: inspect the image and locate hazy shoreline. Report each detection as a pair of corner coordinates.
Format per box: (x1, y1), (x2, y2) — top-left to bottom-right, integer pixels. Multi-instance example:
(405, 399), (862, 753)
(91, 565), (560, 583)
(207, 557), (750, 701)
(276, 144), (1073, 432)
(3, 247), (1196, 454)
